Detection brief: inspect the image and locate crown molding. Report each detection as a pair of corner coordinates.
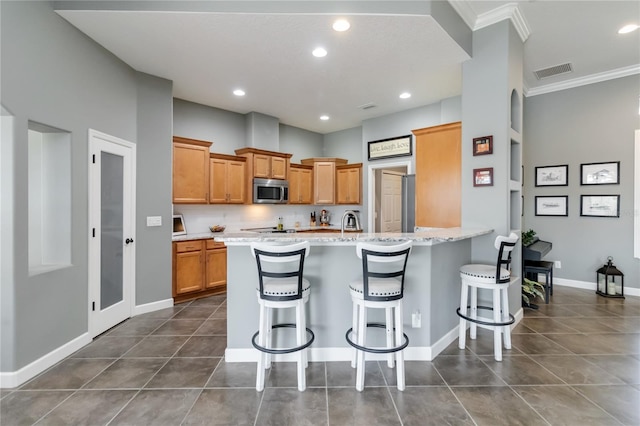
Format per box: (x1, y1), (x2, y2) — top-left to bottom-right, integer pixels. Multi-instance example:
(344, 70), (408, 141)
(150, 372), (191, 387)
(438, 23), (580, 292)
(448, 1), (530, 42)
(525, 64), (640, 97)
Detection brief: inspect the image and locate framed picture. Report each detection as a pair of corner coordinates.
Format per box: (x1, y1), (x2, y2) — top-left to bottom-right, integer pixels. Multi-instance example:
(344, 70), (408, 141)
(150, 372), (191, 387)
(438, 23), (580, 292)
(535, 196), (568, 216)
(535, 164), (568, 187)
(580, 161), (620, 185)
(580, 195), (620, 217)
(368, 135), (412, 160)
(473, 167), (493, 187)
(472, 135), (493, 156)
(172, 214), (187, 236)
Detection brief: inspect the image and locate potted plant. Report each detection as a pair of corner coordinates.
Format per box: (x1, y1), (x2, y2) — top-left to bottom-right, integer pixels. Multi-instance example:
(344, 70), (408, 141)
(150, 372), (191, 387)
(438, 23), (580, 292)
(522, 277), (545, 309)
(522, 229), (537, 246)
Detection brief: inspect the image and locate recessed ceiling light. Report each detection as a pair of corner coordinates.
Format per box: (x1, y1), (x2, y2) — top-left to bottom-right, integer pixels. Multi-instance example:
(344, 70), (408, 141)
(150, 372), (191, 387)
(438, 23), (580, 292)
(312, 47), (327, 58)
(333, 19), (350, 32)
(399, 92), (411, 99)
(320, 115), (330, 121)
(233, 89), (245, 96)
(618, 24), (639, 34)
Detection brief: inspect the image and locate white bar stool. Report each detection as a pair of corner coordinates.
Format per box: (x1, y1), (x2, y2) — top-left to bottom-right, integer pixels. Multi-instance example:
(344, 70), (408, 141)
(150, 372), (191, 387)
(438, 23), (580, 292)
(457, 233), (518, 361)
(345, 241), (412, 392)
(250, 241), (314, 392)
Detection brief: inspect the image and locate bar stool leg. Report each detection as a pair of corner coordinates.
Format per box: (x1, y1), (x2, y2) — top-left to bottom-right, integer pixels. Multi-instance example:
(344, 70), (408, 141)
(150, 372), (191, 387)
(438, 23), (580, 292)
(493, 288), (502, 361)
(256, 302), (267, 391)
(356, 303), (367, 392)
(458, 281), (469, 350)
(395, 302), (405, 391)
(296, 300), (306, 391)
(351, 303), (358, 368)
(265, 307), (272, 370)
(300, 297), (308, 368)
(470, 287), (478, 340)
(501, 287), (511, 350)
(386, 307), (394, 368)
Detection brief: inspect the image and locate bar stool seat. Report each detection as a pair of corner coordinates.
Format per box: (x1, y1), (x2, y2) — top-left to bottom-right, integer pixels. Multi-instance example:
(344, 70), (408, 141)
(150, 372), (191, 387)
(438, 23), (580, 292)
(457, 233), (518, 361)
(250, 241), (314, 392)
(345, 241), (412, 392)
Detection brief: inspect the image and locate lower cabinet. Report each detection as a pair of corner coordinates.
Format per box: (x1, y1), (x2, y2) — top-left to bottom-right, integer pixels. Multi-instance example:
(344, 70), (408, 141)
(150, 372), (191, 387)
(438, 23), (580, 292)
(172, 239), (226, 303)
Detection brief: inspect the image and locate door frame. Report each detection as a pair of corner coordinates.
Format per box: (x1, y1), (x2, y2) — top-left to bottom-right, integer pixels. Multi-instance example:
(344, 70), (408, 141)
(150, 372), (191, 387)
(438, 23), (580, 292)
(88, 129), (136, 337)
(367, 160), (412, 232)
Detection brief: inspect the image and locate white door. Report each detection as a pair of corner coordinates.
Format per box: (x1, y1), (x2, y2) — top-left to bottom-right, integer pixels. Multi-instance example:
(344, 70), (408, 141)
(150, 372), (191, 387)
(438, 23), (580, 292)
(88, 129), (136, 337)
(380, 171), (403, 232)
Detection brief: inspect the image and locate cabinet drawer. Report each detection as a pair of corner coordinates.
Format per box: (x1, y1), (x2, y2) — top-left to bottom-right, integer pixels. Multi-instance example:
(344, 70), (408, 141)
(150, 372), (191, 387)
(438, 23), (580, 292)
(175, 240), (204, 253)
(205, 240), (226, 250)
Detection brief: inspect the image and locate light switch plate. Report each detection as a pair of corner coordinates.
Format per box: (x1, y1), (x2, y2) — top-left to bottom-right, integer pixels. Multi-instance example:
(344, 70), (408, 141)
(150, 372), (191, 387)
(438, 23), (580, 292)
(146, 216), (162, 227)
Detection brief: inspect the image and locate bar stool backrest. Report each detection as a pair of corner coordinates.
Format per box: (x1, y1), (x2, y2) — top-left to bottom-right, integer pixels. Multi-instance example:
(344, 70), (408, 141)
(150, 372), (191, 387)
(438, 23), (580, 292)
(251, 241), (310, 302)
(356, 241), (412, 302)
(494, 233), (519, 284)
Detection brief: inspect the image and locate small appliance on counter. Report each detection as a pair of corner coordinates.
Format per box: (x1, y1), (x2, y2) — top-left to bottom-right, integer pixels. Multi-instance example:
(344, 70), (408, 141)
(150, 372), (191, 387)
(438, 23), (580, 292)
(343, 210), (361, 230)
(319, 209), (330, 226)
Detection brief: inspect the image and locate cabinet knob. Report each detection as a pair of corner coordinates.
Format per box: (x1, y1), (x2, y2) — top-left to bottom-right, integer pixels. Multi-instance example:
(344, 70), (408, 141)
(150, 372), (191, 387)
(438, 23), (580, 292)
(125, 238), (134, 245)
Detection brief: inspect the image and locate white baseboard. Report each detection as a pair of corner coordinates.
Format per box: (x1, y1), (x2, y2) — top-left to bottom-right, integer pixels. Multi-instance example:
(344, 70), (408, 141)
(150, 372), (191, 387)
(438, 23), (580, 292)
(133, 298), (174, 316)
(0, 332), (91, 389)
(554, 278), (640, 298)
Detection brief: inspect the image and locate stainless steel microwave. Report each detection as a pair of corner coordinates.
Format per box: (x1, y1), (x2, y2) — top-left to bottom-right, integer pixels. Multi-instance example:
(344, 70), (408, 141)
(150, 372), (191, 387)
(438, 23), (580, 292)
(253, 178), (289, 204)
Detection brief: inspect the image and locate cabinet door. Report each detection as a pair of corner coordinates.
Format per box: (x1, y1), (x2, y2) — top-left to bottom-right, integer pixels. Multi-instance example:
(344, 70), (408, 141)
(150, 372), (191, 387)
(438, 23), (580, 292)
(289, 167), (301, 204)
(175, 250), (204, 295)
(254, 154), (271, 178)
(205, 246), (227, 293)
(337, 167), (361, 204)
(314, 162), (336, 204)
(173, 143), (209, 204)
(271, 157), (287, 179)
(209, 158), (228, 203)
(299, 168), (313, 204)
(226, 160), (246, 203)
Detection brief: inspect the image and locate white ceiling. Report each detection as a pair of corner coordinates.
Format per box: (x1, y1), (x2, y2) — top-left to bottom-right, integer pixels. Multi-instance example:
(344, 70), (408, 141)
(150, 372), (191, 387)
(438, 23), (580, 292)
(57, 1), (639, 134)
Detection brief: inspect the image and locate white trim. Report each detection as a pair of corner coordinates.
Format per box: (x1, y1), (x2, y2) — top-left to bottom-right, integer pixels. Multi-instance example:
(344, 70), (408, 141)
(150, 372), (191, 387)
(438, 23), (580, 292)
(525, 64), (640, 97)
(554, 278), (640, 298)
(133, 298), (174, 316)
(0, 333), (91, 389)
(367, 159), (412, 232)
(474, 3), (530, 42)
(635, 129), (640, 259)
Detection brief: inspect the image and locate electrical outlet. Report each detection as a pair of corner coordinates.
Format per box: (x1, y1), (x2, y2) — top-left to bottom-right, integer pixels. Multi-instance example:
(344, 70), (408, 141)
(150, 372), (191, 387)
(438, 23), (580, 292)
(412, 311), (421, 328)
(554, 260), (561, 269)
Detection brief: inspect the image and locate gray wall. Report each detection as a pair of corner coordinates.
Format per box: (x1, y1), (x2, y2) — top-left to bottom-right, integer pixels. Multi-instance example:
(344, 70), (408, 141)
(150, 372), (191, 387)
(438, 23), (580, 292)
(1, 1), (172, 372)
(280, 124), (324, 163)
(523, 75), (640, 288)
(323, 127), (364, 162)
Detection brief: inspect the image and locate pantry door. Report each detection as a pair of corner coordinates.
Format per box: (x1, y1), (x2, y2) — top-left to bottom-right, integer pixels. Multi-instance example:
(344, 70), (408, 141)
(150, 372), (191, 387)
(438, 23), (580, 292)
(88, 129), (136, 337)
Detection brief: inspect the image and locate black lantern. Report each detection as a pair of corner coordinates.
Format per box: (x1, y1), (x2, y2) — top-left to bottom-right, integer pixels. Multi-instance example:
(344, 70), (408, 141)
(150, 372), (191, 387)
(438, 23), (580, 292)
(596, 256), (624, 298)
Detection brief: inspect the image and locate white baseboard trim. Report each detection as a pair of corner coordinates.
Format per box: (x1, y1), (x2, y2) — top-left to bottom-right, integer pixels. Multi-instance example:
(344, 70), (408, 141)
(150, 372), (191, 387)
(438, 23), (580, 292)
(133, 298), (174, 316)
(554, 279), (640, 298)
(0, 332), (91, 389)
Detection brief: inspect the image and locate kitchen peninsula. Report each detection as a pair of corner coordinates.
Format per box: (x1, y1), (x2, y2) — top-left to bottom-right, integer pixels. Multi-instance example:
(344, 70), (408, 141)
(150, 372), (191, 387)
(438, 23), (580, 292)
(214, 227), (493, 362)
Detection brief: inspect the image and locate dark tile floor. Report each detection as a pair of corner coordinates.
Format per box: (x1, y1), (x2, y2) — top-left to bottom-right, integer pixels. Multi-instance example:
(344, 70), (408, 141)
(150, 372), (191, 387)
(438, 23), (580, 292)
(2, 287), (640, 425)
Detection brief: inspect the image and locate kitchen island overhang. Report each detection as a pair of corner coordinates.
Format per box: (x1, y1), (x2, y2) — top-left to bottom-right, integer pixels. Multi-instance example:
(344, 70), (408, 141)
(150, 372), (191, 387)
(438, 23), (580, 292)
(215, 228), (498, 362)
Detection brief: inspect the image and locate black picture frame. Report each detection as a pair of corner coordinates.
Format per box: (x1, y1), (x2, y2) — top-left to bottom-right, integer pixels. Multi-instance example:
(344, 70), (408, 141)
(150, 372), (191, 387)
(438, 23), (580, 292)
(580, 195), (620, 217)
(535, 196), (568, 216)
(535, 164), (568, 187)
(472, 135), (493, 156)
(367, 135), (412, 161)
(580, 161), (620, 185)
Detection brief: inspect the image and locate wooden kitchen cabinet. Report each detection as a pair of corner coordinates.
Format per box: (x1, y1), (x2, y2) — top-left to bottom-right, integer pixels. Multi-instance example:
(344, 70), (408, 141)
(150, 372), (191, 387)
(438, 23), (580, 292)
(301, 157), (347, 205)
(336, 163), (362, 204)
(235, 147), (292, 204)
(172, 239), (227, 303)
(288, 164), (313, 204)
(209, 153), (246, 204)
(173, 137), (212, 204)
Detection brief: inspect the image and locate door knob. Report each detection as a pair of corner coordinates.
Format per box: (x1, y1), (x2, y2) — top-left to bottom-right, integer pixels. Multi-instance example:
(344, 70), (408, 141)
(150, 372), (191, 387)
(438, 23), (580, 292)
(125, 238), (134, 245)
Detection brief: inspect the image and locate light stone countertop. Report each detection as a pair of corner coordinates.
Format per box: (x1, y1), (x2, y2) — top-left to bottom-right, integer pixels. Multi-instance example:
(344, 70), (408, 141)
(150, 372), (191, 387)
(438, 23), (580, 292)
(210, 227), (493, 246)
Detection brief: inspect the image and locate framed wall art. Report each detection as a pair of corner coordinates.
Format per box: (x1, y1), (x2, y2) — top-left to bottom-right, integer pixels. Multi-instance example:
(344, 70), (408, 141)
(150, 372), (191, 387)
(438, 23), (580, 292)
(473, 167), (493, 187)
(535, 164), (568, 187)
(472, 135), (493, 156)
(580, 195), (620, 217)
(368, 135), (412, 160)
(535, 196), (568, 216)
(580, 161), (620, 185)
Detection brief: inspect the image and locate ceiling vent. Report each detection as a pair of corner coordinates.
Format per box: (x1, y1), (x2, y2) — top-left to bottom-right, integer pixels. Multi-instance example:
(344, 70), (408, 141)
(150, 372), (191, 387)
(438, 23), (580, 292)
(358, 102), (377, 110)
(533, 63), (573, 80)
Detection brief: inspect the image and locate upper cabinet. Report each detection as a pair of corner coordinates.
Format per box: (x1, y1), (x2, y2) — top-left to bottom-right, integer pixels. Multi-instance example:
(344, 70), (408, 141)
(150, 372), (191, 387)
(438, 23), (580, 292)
(301, 158), (349, 205)
(336, 163), (362, 205)
(289, 164), (313, 204)
(235, 148), (291, 180)
(173, 136), (212, 204)
(209, 153), (246, 204)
